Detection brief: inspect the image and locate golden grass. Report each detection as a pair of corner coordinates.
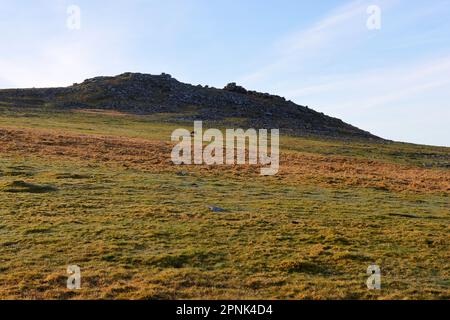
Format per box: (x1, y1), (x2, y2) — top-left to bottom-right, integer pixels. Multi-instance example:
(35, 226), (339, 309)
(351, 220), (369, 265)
(0, 111), (449, 300)
(1, 127), (448, 193)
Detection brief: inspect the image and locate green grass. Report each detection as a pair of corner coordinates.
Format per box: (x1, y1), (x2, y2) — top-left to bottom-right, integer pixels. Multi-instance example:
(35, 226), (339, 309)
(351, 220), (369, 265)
(0, 107), (448, 299)
(0, 107), (186, 140)
(1, 106), (448, 168)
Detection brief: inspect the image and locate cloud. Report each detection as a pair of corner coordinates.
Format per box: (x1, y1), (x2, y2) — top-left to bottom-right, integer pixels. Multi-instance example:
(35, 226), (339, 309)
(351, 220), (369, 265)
(235, 0), (450, 146)
(1, 40), (96, 88)
(272, 55), (450, 146)
(0, 0), (193, 88)
(279, 56), (450, 109)
(238, 0), (396, 85)
(0, 11), (127, 89)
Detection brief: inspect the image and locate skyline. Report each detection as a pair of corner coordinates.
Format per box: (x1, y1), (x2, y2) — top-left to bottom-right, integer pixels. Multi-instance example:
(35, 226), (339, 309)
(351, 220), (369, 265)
(1, 0), (449, 146)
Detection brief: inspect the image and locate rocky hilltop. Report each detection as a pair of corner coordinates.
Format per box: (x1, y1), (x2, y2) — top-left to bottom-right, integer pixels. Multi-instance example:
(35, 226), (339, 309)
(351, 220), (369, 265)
(0, 72), (381, 140)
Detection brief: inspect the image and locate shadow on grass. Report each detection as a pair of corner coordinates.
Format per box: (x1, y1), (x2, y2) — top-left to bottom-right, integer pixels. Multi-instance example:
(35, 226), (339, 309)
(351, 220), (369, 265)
(1, 180), (57, 193)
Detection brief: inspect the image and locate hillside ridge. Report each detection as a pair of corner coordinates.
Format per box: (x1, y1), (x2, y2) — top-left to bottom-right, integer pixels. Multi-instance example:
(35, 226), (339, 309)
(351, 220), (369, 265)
(0, 72), (382, 140)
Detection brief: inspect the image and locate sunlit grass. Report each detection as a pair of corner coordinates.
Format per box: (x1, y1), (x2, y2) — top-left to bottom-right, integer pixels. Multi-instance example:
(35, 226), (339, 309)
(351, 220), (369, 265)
(0, 107), (448, 299)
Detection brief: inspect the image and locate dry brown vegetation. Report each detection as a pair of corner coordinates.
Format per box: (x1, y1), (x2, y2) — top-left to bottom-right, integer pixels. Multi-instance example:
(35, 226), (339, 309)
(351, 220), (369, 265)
(0, 110), (449, 300)
(1, 127), (448, 193)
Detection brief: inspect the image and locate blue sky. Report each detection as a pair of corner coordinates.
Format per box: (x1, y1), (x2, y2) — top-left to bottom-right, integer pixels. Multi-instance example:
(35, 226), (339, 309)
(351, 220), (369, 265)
(1, 0), (449, 146)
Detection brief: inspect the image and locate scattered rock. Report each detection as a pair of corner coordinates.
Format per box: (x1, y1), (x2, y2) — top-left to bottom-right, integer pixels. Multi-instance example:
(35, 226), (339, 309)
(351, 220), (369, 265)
(0, 72), (383, 140)
(208, 206), (225, 212)
(224, 82), (248, 94)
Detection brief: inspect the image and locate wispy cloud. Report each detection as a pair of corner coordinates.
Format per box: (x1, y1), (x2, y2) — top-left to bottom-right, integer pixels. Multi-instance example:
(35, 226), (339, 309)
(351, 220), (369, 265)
(0, 39), (99, 88)
(279, 56), (450, 109)
(236, 0), (450, 146)
(0, 0), (193, 88)
(238, 0), (396, 85)
(274, 55), (450, 146)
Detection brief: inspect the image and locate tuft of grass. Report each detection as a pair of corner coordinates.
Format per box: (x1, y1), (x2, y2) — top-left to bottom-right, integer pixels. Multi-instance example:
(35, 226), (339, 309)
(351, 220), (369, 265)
(279, 260), (330, 275)
(23, 226), (52, 235)
(54, 173), (92, 179)
(333, 251), (370, 261)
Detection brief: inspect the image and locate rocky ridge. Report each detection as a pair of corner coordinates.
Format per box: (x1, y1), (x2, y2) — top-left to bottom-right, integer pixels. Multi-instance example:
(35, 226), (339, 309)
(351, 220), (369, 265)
(0, 72), (381, 140)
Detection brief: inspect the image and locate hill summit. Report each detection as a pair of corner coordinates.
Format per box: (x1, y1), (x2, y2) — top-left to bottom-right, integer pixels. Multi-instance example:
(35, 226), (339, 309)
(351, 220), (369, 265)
(0, 72), (380, 140)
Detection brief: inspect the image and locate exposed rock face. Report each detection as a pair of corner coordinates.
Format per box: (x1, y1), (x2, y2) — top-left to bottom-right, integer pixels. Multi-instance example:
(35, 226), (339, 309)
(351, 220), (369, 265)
(223, 82), (248, 94)
(0, 72), (381, 140)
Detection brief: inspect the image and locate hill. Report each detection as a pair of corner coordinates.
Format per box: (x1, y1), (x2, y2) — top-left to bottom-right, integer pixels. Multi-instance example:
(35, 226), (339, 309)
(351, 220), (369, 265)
(0, 74), (448, 300)
(0, 72), (380, 140)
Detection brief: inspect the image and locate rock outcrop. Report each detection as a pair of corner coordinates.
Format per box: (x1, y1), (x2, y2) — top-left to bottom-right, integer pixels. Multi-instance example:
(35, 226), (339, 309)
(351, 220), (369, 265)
(0, 72), (381, 140)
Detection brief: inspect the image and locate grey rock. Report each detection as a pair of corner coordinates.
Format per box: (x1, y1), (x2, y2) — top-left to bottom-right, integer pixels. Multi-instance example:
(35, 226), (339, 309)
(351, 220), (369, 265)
(0, 72), (383, 141)
(208, 206), (225, 212)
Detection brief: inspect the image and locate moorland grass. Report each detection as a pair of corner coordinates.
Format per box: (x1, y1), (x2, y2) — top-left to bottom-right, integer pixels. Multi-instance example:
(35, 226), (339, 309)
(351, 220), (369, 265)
(0, 107), (448, 299)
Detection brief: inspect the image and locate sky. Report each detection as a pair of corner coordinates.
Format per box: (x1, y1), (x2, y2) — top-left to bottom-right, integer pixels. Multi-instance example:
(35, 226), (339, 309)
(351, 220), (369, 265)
(0, 0), (449, 146)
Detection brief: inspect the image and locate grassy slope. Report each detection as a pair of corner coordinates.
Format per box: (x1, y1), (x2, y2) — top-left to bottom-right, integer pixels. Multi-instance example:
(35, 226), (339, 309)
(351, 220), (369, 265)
(0, 107), (448, 299)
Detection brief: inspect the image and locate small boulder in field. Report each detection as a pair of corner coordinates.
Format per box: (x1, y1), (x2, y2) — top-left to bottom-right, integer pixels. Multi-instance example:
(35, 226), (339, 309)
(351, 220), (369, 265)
(208, 206), (225, 212)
